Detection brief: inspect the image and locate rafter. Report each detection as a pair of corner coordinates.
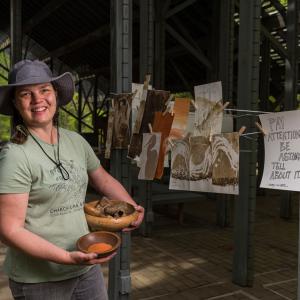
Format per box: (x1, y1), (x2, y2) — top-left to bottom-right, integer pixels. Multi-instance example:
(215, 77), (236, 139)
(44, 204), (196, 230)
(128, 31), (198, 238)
(165, 0), (197, 19)
(165, 23), (212, 70)
(24, 0), (69, 33)
(41, 25), (110, 60)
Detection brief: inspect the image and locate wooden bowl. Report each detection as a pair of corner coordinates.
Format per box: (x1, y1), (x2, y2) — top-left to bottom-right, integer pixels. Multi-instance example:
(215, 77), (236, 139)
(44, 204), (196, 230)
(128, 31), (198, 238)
(84, 200), (139, 232)
(76, 231), (121, 258)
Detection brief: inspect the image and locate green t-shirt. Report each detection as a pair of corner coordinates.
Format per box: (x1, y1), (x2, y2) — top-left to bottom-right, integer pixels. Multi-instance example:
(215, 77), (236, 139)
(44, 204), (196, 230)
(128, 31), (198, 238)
(0, 128), (100, 283)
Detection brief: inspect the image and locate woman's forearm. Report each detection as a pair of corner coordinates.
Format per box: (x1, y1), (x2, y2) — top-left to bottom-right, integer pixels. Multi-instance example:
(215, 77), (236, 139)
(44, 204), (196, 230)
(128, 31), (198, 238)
(1, 227), (72, 264)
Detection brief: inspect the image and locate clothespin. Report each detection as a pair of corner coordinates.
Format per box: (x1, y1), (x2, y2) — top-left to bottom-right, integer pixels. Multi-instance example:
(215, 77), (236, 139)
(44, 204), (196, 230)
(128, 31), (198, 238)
(148, 123), (153, 133)
(167, 137), (175, 148)
(166, 94), (174, 106)
(190, 99), (198, 110)
(162, 107), (169, 116)
(221, 101), (230, 111)
(238, 126), (246, 136)
(255, 122), (267, 136)
(163, 103), (172, 116)
(143, 74), (151, 89)
(132, 89), (138, 98)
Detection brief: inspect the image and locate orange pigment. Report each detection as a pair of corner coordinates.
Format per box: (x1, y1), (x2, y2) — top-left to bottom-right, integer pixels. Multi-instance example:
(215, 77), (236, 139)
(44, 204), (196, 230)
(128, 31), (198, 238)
(88, 242), (112, 253)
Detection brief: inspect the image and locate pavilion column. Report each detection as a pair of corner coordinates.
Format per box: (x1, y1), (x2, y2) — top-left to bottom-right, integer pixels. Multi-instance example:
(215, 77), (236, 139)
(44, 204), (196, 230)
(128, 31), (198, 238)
(154, 0), (167, 89)
(10, 0), (22, 67)
(233, 0), (261, 287)
(109, 0), (133, 299)
(217, 0), (234, 228)
(138, 0), (154, 237)
(139, 0), (154, 82)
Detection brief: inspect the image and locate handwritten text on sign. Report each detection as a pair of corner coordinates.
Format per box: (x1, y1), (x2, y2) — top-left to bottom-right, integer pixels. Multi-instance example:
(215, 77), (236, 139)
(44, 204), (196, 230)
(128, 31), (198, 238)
(259, 110), (300, 191)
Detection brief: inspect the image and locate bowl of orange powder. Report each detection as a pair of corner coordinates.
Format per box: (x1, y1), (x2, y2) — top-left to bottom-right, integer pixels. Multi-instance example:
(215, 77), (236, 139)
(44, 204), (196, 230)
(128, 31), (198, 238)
(76, 231), (121, 258)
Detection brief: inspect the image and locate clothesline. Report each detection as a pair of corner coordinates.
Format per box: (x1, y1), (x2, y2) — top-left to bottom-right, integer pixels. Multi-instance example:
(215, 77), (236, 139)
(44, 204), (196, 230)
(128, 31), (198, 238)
(224, 108), (270, 114)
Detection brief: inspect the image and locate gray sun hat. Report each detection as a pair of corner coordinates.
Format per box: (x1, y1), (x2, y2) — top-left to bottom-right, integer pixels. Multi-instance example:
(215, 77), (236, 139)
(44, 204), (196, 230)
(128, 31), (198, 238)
(0, 59), (75, 115)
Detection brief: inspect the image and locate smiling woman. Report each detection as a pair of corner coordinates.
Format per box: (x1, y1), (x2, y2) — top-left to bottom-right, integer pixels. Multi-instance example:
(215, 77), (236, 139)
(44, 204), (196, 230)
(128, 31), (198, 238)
(14, 83), (57, 133)
(0, 59), (144, 300)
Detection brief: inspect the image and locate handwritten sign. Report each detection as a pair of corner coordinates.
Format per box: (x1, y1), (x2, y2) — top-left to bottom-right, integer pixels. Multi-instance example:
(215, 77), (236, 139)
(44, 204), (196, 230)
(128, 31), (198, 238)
(259, 110), (300, 191)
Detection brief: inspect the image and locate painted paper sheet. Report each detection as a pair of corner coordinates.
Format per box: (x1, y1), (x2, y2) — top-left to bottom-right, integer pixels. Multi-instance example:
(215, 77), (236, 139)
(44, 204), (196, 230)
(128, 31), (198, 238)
(194, 81), (223, 137)
(170, 133), (239, 195)
(138, 132), (161, 180)
(131, 83), (152, 129)
(152, 111), (174, 179)
(104, 106), (115, 159)
(259, 110), (300, 191)
(128, 90), (170, 159)
(112, 93), (133, 149)
(211, 133), (239, 190)
(169, 138), (190, 191)
(169, 98), (191, 140)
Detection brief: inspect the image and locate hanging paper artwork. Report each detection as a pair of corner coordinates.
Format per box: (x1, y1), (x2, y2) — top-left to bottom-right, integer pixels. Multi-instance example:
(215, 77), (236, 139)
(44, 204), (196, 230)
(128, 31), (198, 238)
(131, 83), (152, 129)
(128, 90), (170, 160)
(259, 110), (300, 192)
(169, 98), (191, 140)
(112, 93), (133, 149)
(152, 111), (174, 179)
(170, 132), (239, 195)
(138, 132), (161, 180)
(194, 81), (223, 137)
(169, 137), (190, 191)
(104, 104), (115, 159)
(211, 133), (239, 188)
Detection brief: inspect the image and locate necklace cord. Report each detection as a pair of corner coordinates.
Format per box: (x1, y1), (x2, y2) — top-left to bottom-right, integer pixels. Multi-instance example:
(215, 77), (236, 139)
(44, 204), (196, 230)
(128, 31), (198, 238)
(28, 127), (70, 180)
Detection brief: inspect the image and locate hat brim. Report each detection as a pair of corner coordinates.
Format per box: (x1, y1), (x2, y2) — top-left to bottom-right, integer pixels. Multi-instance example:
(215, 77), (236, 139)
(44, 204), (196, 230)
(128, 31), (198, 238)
(0, 72), (74, 116)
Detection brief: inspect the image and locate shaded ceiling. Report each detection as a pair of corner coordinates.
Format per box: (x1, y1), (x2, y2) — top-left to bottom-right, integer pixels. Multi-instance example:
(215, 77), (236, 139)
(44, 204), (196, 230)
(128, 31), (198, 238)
(0, 0), (292, 97)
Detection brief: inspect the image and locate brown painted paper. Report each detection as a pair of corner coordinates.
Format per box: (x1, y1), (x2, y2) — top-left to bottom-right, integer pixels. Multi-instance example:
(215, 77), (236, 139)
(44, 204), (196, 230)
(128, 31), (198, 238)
(112, 93), (133, 149)
(138, 132), (161, 180)
(152, 111), (174, 179)
(128, 90), (170, 159)
(169, 98), (191, 140)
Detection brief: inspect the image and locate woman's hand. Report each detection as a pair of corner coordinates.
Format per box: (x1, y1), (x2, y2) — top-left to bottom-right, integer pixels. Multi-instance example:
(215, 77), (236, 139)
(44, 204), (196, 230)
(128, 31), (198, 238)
(68, 251), (117, 265)
(122, 205), (145, 232)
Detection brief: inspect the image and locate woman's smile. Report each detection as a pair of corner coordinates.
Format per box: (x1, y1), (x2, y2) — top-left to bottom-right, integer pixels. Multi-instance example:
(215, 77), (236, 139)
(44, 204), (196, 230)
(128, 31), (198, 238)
(14, 83), (57, 128)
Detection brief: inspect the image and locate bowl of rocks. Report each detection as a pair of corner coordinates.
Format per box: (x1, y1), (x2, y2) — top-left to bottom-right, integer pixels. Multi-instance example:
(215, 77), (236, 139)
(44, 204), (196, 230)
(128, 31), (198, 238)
(84, 197), (139, 232)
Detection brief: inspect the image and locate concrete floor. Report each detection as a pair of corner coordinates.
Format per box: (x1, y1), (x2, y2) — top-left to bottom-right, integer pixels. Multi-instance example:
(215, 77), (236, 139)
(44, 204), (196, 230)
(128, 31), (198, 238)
(0, 190), (298, 299)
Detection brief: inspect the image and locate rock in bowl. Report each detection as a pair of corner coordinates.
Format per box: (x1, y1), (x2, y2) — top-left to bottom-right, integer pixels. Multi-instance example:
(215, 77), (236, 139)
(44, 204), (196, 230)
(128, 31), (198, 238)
(76, 231), (121, 258)
(84, 198), (139, 232)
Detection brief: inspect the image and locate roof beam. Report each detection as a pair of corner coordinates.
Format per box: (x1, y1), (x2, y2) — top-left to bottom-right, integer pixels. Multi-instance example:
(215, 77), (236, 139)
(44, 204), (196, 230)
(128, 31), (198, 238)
(165, 0), (197, 19)
(169, 58), (193, 94)
(269, 0), (287, 24)
(1, 0), (68, 52)
(165, 23), (212, 69)
(261, 25), (288, 58)
(41, 25), (110, 60)
(24, 0), (69, 33)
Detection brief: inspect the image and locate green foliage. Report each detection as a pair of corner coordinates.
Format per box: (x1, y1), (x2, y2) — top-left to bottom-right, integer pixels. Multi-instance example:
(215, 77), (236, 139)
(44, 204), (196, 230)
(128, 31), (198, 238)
(0, 51), (10, 141)
(59, 92), (78, 131)
(0, 115), (11, 141)
(279, 0), (288, 7)
(173, 92), (192, 98)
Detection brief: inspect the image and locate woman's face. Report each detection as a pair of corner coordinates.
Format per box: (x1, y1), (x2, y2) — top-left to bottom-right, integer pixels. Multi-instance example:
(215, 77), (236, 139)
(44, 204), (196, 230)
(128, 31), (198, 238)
(14, 83), (57, 128)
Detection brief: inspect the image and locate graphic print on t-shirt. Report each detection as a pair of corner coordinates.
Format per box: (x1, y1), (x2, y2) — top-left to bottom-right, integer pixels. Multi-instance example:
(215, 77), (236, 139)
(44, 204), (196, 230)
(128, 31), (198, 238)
(48, 159), (88, 217)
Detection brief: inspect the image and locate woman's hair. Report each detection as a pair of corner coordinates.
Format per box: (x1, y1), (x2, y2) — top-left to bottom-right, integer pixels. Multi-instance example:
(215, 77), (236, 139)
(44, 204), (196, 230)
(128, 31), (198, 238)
(10, 84), (59, 144)
(10, 108), (59, 144)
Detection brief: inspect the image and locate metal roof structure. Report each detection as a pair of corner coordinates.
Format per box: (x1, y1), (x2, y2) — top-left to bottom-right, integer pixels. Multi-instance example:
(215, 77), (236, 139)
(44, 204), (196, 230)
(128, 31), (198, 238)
(0, 0), (296, 98)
